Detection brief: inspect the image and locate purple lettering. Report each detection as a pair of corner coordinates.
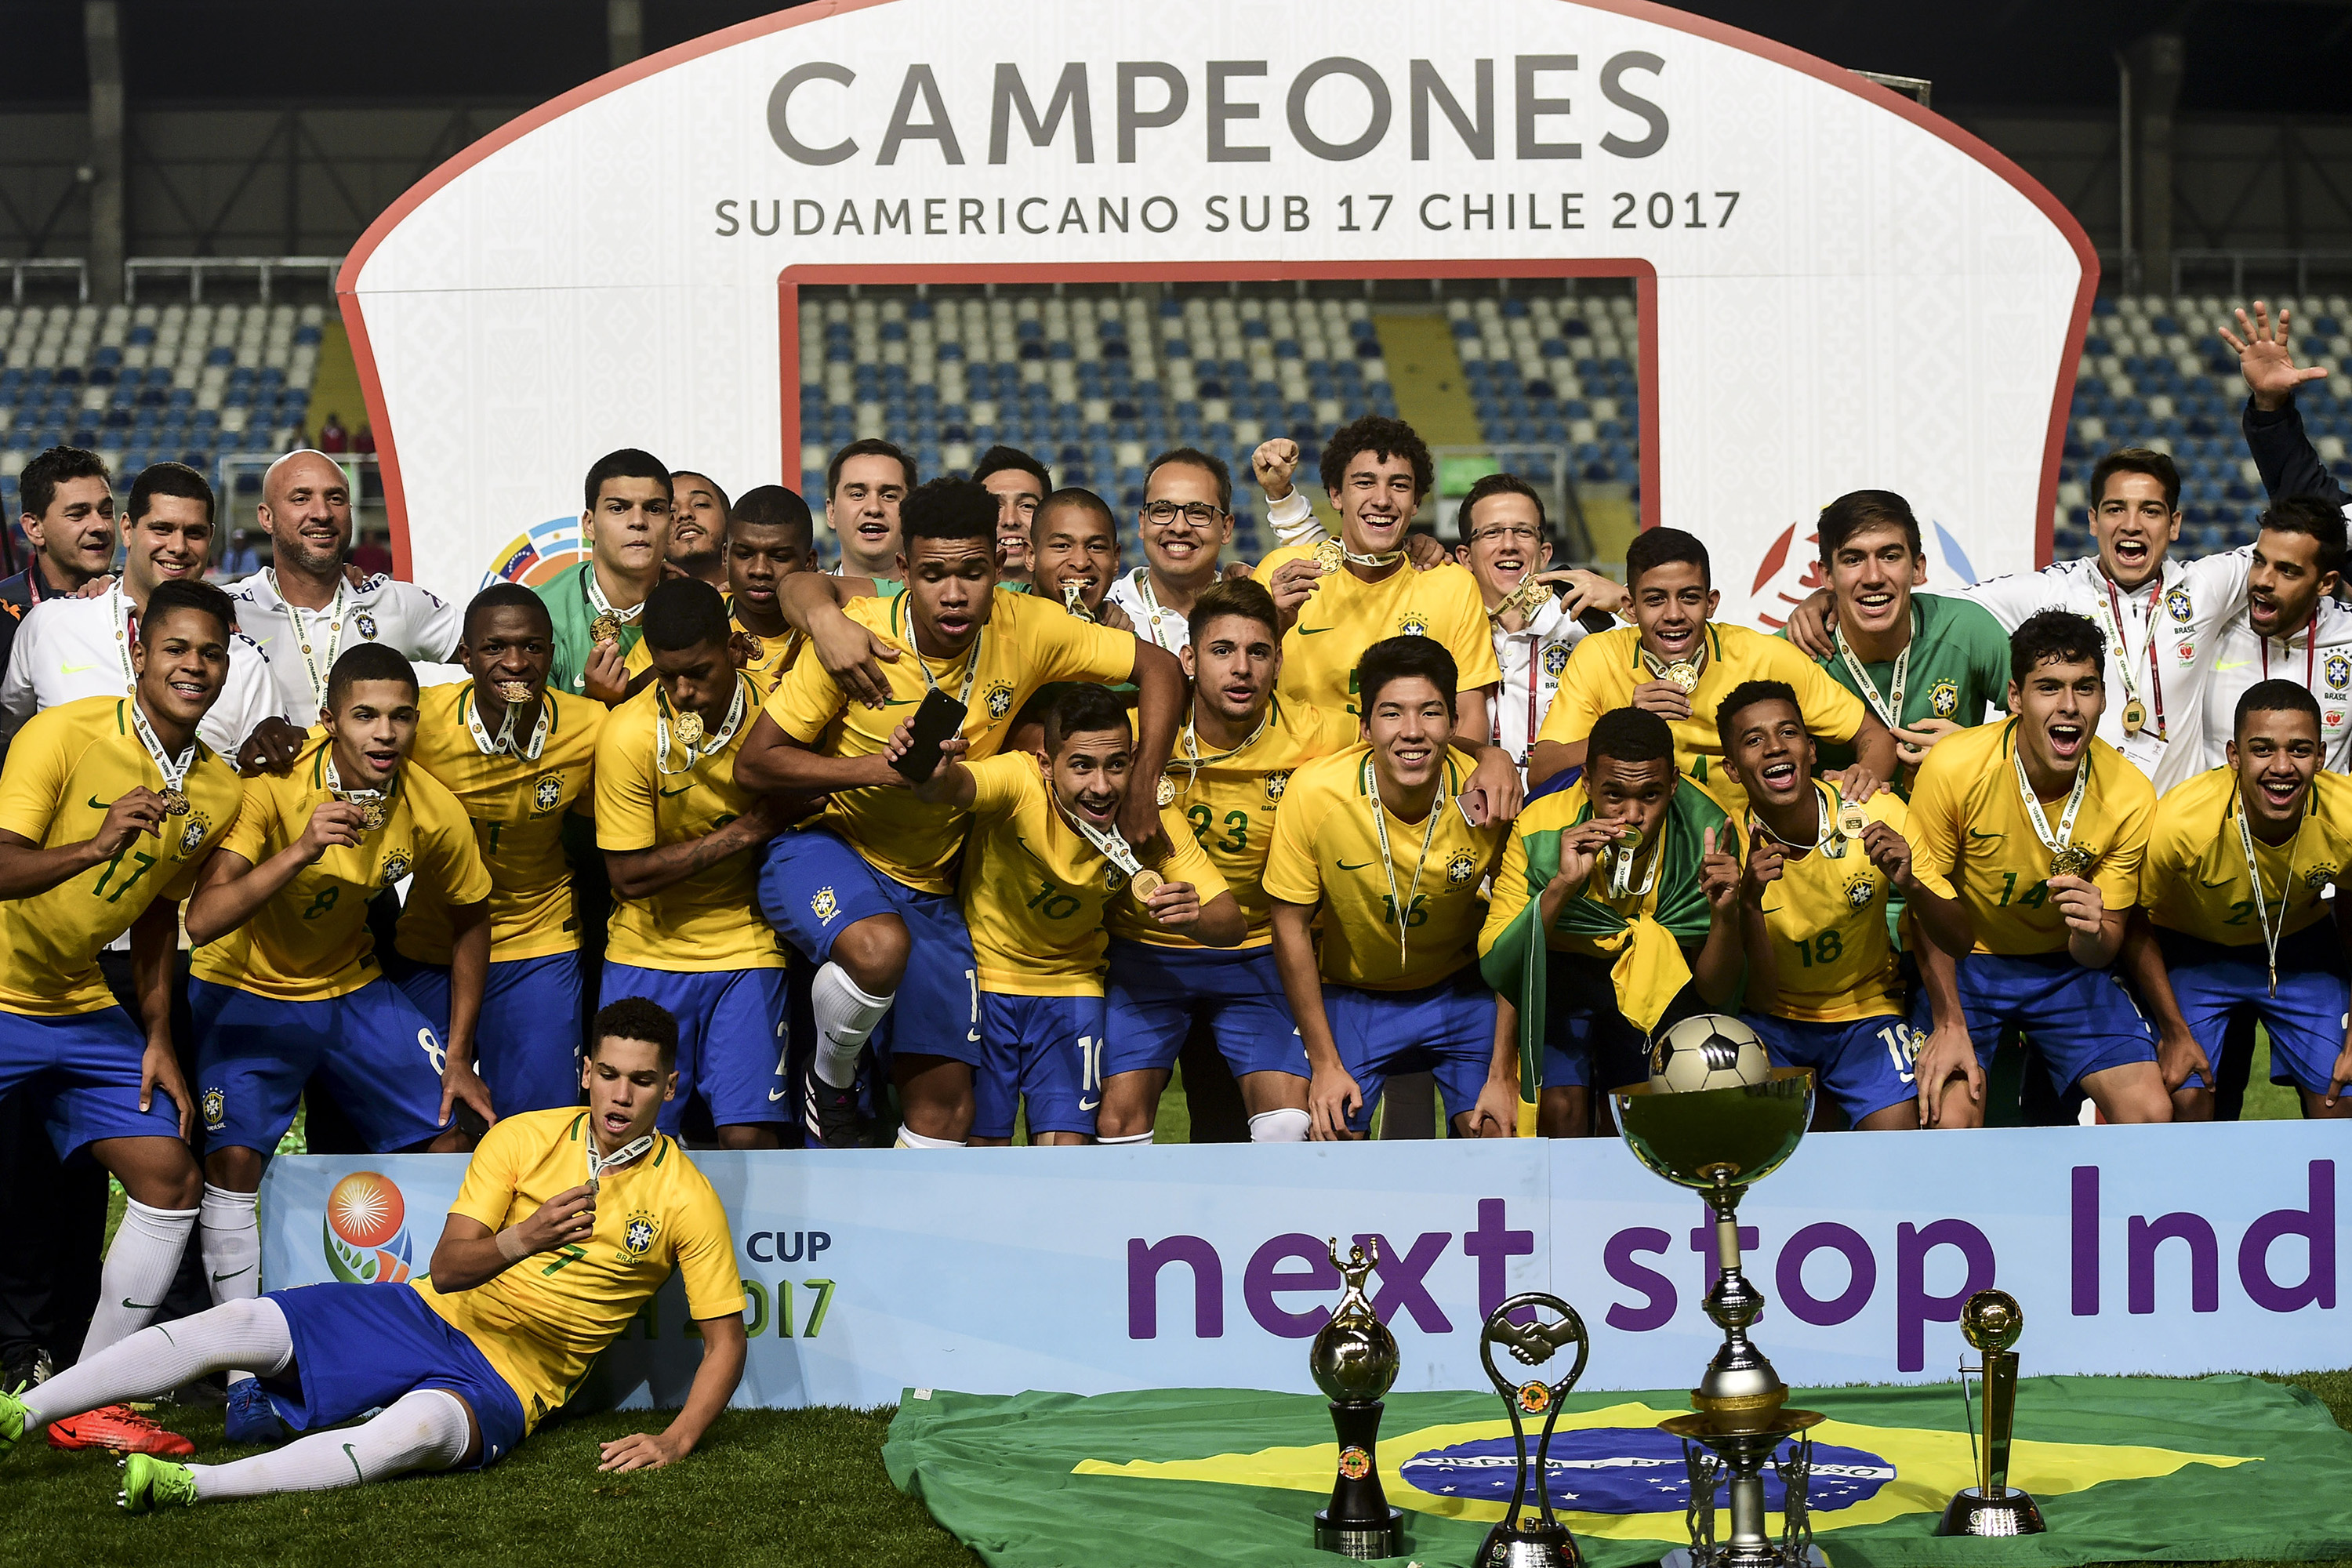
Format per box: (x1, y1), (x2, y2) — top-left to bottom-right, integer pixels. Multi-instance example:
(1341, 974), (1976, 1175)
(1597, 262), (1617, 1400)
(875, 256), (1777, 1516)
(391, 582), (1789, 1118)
(1462, 1198), (1534, 1317)
(1776, 1222), (1876, 1327)
(2072, 1166), (2100, 1316)
(1127, 1236), (1222, 1339)
(1602, 1227), (1677, 1333)
(1895, 1219), (1994, 1372)
(1245, 1234), (1341, 1338)
(2128, 1212), (2220, 1315)
(1354, 1230), (1454, 1334)
(2238, 1160), (2336, 1313)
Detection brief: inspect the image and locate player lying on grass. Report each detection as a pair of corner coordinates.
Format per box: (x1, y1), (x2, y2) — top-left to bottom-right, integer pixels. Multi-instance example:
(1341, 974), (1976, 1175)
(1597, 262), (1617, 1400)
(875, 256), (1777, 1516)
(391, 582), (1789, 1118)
(0, 996), (747, 1513)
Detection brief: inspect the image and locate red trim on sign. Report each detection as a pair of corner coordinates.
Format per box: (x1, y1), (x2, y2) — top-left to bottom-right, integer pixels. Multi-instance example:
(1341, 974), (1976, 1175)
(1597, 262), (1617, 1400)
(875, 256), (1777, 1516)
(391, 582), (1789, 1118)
(341, 0), (2094, 572)
(780, 259), (1660, 526)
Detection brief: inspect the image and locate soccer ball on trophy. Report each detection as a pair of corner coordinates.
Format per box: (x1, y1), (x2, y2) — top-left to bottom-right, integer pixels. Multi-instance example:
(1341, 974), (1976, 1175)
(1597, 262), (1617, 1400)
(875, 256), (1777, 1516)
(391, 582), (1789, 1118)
(1648, 1014), (1771, 1094)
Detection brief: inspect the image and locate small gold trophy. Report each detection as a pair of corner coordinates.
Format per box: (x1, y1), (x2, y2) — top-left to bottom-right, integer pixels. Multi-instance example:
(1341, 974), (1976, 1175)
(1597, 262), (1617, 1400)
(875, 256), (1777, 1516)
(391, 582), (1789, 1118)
(1310, 1239), (1403, 1560)
(1936, 1289), (2045, 1537)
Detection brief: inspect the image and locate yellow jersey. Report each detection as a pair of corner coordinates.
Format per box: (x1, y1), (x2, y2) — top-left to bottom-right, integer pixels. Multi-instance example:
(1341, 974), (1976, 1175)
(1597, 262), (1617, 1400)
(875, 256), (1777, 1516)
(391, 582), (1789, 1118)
(1537, 622), (1867, 815)
(1261, 550), (1501, 717)
(397, 683), (602, 966)
(1906, 719), (2155, 956)
(729, 603), (799, 699)
(1748, 782), (1908, 1022)
(2143, 767), (2352, 947)
(1261, 742), (1505, 990)
(761, 586), (1138, 895)
(595, 677), (786, 971)
(191, 735), (488, 1001)
(413, 1107), (742, 1434)
(0, 696), (244, 1017)
(1107, 697), (1361, 950)
(959, 753), (1227, 996)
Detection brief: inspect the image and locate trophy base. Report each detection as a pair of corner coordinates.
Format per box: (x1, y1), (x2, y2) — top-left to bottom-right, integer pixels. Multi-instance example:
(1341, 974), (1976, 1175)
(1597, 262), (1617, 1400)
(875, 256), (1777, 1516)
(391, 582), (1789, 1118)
(1937, 1486), (2046, 1537)
(1314, 1506), (1404, 1560)
(1474, 1516), (1581, 1568)
(1660, 1548), (1828, 1568)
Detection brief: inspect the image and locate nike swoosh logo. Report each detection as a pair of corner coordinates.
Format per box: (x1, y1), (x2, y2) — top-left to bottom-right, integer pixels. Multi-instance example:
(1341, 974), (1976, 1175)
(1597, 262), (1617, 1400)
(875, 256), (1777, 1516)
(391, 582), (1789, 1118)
(1337, 859), (1375, 870)
(343, 1442), (364, 1483)
(122, 1298), (162, 1311)
(658, 784), (694, 797)
(1297, 626), (1334, 637)
(210, 1266), (255, 1284)
(2215, 661), (2252, 671)
(2199, 875), (2234, 889)
(1965, 829), (2003, 843)
(60, 659), (96, 674)
(882, 698), (918, 706)
(88, 795), (111, 811)
(768, 1087), (788, 1102)
(967, 1029), (982, 1043)
(1080, 1096), (1102, 1112)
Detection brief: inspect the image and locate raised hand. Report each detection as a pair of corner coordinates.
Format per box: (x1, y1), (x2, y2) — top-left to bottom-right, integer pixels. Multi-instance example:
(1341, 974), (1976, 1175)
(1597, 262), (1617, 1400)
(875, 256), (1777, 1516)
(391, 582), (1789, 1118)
(1699, 825), (1742, 913)
(1744, 824), (1785, 902)
(1252, 437), (1301, 501)
(296, 799), (369, 860)
(2220, 301), (2329, 412)
(93, 787), (169, 855)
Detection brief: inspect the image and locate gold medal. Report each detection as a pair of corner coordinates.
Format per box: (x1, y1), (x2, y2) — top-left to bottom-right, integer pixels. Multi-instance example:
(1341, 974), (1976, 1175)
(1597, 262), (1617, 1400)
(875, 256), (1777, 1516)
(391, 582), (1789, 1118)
(2122, 698), (2147, 737)
(1664, 661), (1701, 693)
(494, 680), (532, 702)
(160, 787), (190, 817)
(672, 710), (706, 750)
(1615, 822), (1643, 851)
(1836, 802), (1868, 840)
(1312, 539), (1345, 574)
(354, 798), (388, 833)
(590, 612), (621, 645)
(1129, 869), (1165, 902)
(2049, 844), (2094, 879)
(1155, 776), (1177, 808)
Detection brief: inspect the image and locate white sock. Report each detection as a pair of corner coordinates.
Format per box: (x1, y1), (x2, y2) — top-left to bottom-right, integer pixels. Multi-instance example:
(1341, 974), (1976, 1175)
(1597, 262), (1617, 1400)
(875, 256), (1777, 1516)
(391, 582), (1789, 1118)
(191, 1388), (470, 1501)
(80, 1199), (198, 1361)
(1099, 1131), (1153, 1145)
(895, 1127), (965, 1149)
(201, 1183), (263, 1383)
(1249, 1108), (1311, 1143)
(811, 963), (893, 1090)
(27, 1298), (290, 1430)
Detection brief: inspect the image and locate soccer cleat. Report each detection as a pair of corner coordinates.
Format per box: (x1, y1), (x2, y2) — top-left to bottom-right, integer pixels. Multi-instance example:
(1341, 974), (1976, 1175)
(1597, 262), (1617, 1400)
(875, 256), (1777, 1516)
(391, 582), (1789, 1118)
(45, 1404), (194, 1457)
(118, 1452), (198, 1514)
(804, 1078), (862, 1151)
(0, 1385), (24, 1460)
(223, 1378), (284, 1445)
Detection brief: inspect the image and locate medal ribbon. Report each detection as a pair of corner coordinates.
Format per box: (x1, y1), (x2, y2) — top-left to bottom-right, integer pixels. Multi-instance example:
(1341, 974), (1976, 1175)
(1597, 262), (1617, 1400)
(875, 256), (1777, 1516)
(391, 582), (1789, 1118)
(107, 585), (139, 694)
(2232, 789), (2299, 998)
(1060, 580), (1098, 623)
(2011, 743), (2090, 867)
(1638, 643), (1706, 687)
(655, 676), (748, 777)
(465, 685), (550, 761)
(1833, 618), (1910, 730)
(1171, 698), (1275, 797)
(1748, 779), (1840, 858)
(1131, 568), (1185, 654)
(270, 568), (347, 710)
(2093, 577), (2166, 739)
(1054, 794), (1149, 883)
(584, 564), (645, 634)
(1606, 827), (1663, 898)
(586, 1131), (655, 1191)
(129, 696), (196, 803)
(894, 593), (982, 712)
(1364, 754), (1444, 967)
(321, 753), (388, 827)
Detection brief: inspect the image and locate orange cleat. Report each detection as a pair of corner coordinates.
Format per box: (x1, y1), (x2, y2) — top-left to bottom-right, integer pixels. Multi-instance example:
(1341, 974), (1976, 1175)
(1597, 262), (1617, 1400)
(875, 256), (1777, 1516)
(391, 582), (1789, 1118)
(45, 1405), (194, 1457)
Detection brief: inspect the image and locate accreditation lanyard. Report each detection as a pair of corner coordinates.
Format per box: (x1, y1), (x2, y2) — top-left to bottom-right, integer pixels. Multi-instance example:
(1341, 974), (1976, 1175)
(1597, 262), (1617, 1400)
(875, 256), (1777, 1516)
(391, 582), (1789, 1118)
(128, 698), (196, 810)
(1054, 794), (1149, 884)
(1833, 615), (1911, 730)
(465, 687), (549, 761)
(894, 593), (982, 711)
(2094, 578), (2166, 739)
(655, 677), (746, 777)
(1130, 568), (1185, 654)
(1314, 538), (1406, 573)
(1748, 781), (1842, 861)
(584, 564), (644, 641)
(1606, 821), (1662, 899)
(1366, 755), (1444, 967)
(2011, 746), (2090, 868)
(1167, 699), (1273, 803)
(107, 586), (139, 694)
(2233, 792), (2300, 997)
(2258, 616), (2319, 692)
(270, 568), (348, 711)
(585, 1131), (655, 1193)
(1490, 629), (1546, 764)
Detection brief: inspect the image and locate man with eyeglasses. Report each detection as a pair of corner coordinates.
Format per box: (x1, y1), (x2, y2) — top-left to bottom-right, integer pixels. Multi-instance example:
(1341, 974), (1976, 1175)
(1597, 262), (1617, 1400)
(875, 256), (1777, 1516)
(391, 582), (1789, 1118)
(1105, 448), (1240, 655)
(1452, 474), (1624, 779)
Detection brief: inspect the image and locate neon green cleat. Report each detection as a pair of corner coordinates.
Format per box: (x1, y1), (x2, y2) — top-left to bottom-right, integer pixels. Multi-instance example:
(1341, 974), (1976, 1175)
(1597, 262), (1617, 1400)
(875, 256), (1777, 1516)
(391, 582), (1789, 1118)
(118, 1452), (198, 1514)
(0, 1385), (24, 1460)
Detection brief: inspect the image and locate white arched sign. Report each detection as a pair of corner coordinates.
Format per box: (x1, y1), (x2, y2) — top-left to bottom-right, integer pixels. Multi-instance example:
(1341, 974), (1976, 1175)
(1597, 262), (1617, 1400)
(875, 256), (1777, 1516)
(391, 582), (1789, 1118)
(341, 0), (2094, 620)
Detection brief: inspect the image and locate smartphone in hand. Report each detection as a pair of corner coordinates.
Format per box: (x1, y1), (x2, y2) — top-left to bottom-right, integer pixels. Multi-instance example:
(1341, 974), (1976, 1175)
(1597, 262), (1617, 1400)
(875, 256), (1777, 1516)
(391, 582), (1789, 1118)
(891, 689), (969, 783)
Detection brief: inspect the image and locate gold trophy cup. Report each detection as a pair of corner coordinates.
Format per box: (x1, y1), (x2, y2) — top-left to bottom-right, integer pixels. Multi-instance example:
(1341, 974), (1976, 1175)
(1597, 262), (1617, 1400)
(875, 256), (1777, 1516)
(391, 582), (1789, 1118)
(1614, 1064), (1825, 1568)
(1937, 1289), (2046, 1537)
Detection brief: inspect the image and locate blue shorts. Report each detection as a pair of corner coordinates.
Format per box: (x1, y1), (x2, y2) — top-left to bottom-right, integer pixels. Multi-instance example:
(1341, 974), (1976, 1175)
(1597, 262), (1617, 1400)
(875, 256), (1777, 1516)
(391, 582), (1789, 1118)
(1321, 971), (1498, 1136)
(1535, 955), (1651, 1092)
(599, 963), (788, 1132)
(1910, 952), (2157, 1094)
(263, 1283), (526, 1468)
(391, 952), (585, 1116)
(757, 826), (982, 1069)
(192, 977), (450, 1156)
(2160, 927), (2351, 1098)
(975, 992), (1105, 1139)
(0, 1004), (182, 1159)
(1102, 940), (1306, 1081)
(1744, 1012), (1920, 1123)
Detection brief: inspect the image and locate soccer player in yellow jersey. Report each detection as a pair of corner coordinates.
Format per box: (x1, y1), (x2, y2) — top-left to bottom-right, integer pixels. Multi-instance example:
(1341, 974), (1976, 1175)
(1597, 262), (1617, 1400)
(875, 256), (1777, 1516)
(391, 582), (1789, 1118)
(909, 684), (1241, 1145)
(2130, 681), (2352, 1120)
(1028, 487), (1129, 629)
(1529, 528), (1896, 815)
(1718, 681), (1977, 1131)
(1479, 708), (1755, 1138)
(1098, 579), (1360, 1144)
(597, 579), (797, 1148)
(737, 477), (1181, 1149)
(184, 641), (496, 1441)
(1265, 637), (1519, 1140)
(0, 580), (239, 1457)
(8, 998), (747, 1513)
(394, 586), (604, 1113)
(1905, 610), (2170, 1123)
(725, 485), (818, 697)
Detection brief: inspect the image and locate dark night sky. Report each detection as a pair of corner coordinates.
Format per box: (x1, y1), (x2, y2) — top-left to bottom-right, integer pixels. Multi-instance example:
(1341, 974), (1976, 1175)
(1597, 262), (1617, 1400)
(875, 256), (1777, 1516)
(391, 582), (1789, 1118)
(2, 1), (2346, 114)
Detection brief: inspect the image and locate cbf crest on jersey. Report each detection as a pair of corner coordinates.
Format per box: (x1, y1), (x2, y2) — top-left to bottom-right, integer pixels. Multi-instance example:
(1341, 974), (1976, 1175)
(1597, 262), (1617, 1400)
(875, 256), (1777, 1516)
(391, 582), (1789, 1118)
(382, 848), (412, 884)
(622, 1210), (659, 1259)
(1265, 769), (1292, 804)
(2326, 652), (2350, 692)
(984, 680), (1015, 720)
(1446, 849), (1479, 884)
(532, 775), (563, 812)
(1397, 613), (1429, 637)
(1929, 678), (1959, 718)
(1542, 643), (1571, 677)
(178, 811), (211, 857)
(354, 610), (380, 641)
(2165, 585), (2194, 624)
(1845, 873), (1876, 910)
(811, 886), (840, 924)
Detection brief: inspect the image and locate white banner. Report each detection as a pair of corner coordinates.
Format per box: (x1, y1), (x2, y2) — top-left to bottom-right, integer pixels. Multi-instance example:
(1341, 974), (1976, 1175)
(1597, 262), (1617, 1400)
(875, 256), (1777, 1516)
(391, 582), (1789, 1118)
(259, 1122), (2341, 1411)
(341, 0), (2092, 624)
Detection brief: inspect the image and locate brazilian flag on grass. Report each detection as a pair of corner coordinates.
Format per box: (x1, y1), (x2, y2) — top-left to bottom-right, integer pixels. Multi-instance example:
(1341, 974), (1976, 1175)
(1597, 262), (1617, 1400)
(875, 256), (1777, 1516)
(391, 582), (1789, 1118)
(886, 1378), (2352, 1568)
